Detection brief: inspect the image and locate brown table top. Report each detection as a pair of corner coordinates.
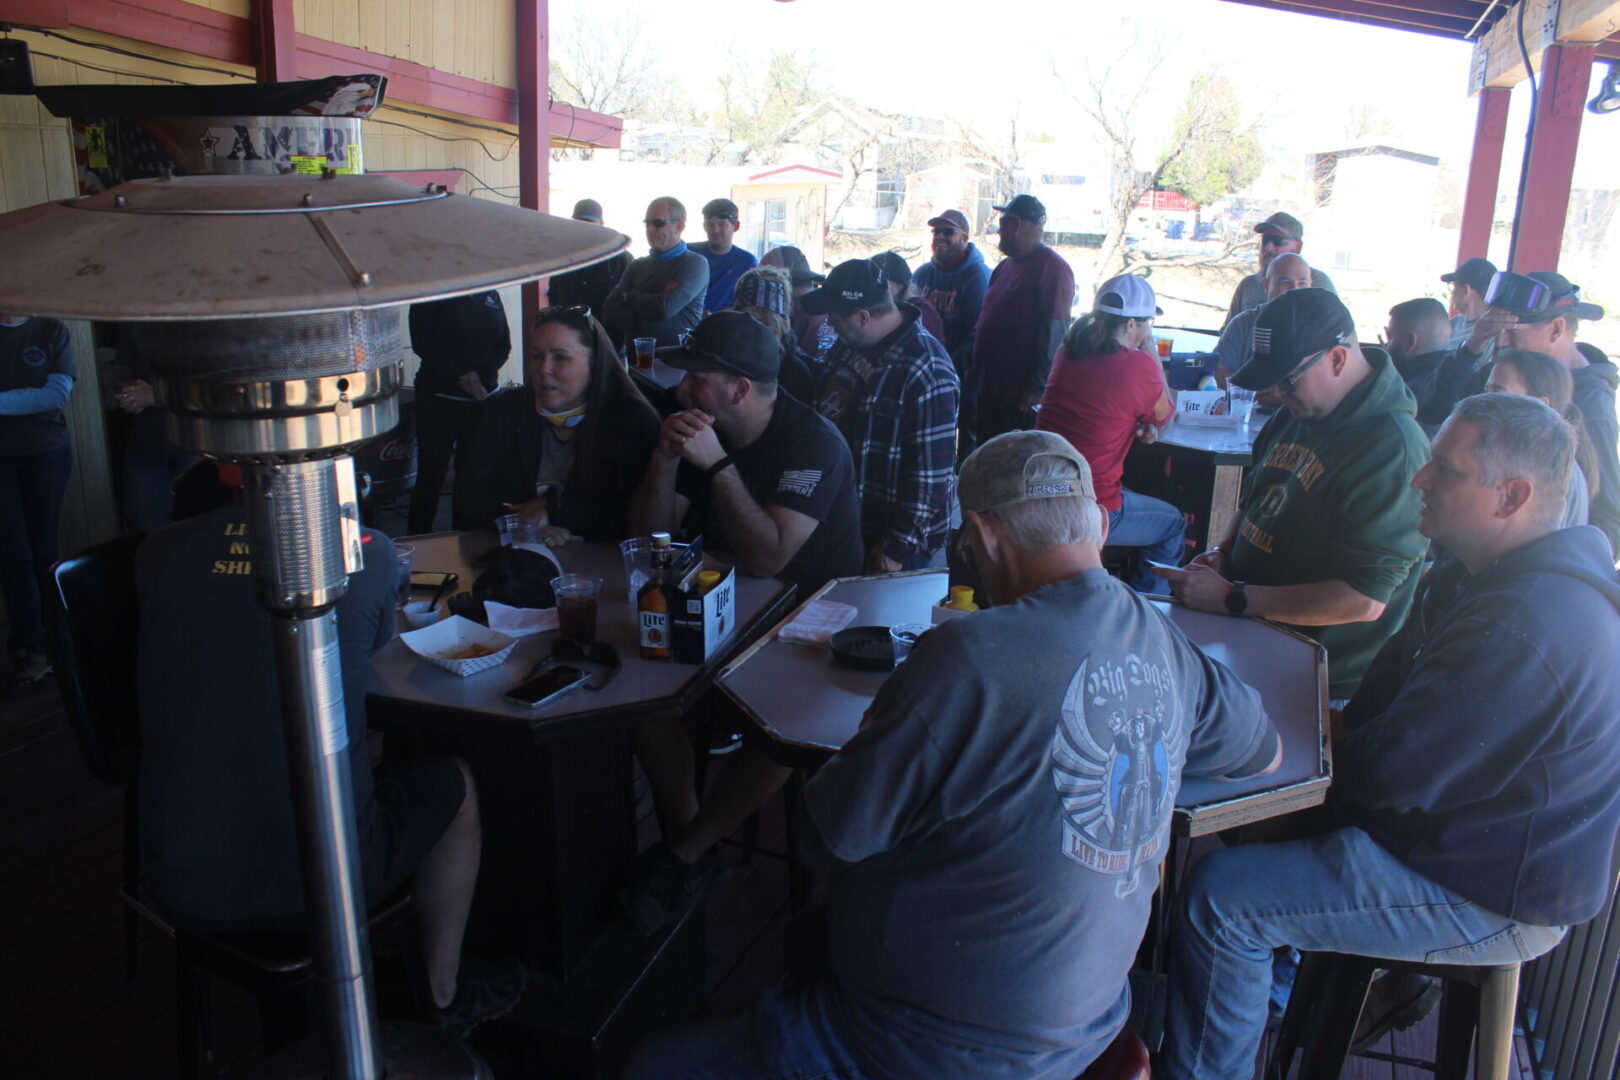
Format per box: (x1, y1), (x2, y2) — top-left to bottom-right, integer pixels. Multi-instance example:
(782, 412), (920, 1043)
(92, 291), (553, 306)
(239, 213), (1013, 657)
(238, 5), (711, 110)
(367, 531), (796, 742)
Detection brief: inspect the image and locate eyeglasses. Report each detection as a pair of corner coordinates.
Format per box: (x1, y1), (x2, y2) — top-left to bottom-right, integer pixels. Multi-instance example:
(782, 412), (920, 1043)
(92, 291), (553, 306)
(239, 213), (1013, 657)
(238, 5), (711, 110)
(644, 218), (679, 228)
(931, 228), (960, 238)
(1260, 234), (1295, 247)
(1276, 344), (1333, 396)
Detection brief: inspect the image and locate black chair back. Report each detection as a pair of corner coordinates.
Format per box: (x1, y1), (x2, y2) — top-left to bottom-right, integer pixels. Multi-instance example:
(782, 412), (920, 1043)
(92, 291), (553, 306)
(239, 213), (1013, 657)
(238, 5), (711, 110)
(45, 533), (145, 786)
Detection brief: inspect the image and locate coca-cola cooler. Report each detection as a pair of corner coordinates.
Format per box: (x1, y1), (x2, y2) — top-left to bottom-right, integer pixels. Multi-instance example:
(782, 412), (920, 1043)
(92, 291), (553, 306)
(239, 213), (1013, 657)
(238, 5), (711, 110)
(353, 386), (418, 519)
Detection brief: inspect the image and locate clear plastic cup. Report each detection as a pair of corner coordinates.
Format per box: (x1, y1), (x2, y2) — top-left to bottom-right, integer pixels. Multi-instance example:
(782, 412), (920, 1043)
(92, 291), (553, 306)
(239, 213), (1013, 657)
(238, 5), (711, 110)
(619, 536), (656, 618)
(633, 337), (657, 371)
(550, 574), (602, 643)
(394, 544), (414, 605)
(1228, 387), (1257, 425)
(889, 622), (931, 665)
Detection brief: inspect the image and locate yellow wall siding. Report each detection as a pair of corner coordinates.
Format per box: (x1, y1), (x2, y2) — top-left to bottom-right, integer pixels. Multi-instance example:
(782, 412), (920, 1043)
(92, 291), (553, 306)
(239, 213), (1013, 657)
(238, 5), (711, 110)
(0, 51), (126, 564)
(180, 0), (251, 16)
(296, 0), (517, 88)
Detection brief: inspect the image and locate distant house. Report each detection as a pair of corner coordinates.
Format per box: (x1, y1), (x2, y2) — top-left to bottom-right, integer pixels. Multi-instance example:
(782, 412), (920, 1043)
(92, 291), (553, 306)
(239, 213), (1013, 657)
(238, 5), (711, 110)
(1306, 144), (1440, 273)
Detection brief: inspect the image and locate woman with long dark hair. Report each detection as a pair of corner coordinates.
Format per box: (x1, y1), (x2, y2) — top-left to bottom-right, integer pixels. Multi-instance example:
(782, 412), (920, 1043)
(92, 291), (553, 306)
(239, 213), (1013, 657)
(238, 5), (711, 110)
(1486, 348), (1599, 531)
(1036, 275), (1185, 591)
(454, 306), (660, 543)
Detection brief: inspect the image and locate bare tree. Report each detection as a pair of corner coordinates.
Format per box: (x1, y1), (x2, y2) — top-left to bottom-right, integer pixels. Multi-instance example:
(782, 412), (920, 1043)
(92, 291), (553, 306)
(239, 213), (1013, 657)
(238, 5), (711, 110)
(1064, 55), (1266, 291)
(549, 7), (691, 132)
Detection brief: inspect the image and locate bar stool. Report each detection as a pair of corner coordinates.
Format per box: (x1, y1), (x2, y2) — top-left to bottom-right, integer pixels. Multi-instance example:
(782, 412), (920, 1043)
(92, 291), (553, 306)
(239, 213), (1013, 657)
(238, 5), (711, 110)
(1267, 952), (1520, 1080)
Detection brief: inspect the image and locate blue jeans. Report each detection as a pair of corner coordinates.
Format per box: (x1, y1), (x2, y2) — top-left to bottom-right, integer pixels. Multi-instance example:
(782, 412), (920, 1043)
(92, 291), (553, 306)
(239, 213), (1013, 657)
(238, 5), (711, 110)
(624, 984), (872, 1080)
(1165, 826), (1565, 1079)
(0, 445), (73, 652)
(1108, 489), (1187, 593)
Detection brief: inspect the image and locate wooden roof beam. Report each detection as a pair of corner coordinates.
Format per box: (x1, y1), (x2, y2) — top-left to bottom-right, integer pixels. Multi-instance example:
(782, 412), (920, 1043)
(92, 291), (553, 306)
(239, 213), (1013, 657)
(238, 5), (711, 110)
(1471, 0), (1620, 91)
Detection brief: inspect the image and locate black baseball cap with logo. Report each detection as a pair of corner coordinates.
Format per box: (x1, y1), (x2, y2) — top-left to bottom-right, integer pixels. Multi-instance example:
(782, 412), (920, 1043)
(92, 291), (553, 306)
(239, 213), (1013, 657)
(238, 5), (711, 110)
(1440, 257), (1497, 294)
(799, 259), (890, 316)
(1230, 288), (1356, 391)
(993, 194), (1047, 225)
(701, 197), (739, 221)
(658, 311), (781, 381)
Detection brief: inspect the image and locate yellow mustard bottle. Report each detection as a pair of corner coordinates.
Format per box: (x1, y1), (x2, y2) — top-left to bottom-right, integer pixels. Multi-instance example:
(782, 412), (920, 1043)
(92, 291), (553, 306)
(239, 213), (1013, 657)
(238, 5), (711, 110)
(942, 585), (979, 613)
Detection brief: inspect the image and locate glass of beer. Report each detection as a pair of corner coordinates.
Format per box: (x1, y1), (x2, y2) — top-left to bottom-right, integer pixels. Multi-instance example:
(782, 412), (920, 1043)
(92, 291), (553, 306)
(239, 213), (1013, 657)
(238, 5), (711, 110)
(550, 574), (602, 643)
(633, 336), (657, 372)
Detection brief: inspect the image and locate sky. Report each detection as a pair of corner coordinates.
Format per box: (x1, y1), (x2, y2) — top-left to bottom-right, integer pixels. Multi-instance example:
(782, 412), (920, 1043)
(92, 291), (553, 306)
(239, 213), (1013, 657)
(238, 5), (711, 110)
(556, 0), (1477, 163)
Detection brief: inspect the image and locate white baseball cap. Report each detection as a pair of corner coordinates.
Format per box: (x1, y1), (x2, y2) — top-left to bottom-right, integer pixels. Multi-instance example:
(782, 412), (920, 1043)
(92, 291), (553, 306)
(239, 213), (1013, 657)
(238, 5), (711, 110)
(1094, 274), (1160, 319)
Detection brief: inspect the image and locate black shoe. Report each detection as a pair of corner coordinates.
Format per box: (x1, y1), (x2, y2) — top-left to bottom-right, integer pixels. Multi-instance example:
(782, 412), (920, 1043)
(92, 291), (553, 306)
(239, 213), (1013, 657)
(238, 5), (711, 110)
(1351, 970), (1441, 1053)
(436, 954), (526, 1039)
(618, 842), (720, 936)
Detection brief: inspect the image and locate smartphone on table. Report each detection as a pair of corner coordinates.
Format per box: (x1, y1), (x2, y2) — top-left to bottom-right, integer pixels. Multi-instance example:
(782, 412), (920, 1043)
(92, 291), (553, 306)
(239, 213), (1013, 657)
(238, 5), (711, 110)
(503, 664), (590, 709)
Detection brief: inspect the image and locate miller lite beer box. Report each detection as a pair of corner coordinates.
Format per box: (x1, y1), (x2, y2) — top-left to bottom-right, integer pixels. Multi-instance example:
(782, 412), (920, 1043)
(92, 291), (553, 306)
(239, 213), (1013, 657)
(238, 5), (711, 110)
(669, 555), (738, 664)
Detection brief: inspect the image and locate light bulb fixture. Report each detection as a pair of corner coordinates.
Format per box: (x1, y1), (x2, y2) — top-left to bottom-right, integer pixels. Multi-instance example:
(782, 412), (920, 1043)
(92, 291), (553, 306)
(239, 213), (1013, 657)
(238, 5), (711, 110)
(1589, 61), (1620, 115)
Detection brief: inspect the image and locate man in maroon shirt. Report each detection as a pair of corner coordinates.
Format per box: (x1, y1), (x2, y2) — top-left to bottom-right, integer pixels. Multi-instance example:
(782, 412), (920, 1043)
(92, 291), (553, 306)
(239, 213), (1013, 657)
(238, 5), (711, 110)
(965, 194), (1076, 453)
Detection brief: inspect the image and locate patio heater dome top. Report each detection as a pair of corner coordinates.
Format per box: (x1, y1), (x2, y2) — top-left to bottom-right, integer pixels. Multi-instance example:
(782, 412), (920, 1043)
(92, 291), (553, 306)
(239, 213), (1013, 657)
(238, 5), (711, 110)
(0, 171), (628, 322)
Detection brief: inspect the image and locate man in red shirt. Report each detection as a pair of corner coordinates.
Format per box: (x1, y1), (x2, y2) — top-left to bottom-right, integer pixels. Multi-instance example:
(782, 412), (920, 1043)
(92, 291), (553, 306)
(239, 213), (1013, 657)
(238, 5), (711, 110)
(1037, 274), (1184, 590)
(965, 194), (1076, 452)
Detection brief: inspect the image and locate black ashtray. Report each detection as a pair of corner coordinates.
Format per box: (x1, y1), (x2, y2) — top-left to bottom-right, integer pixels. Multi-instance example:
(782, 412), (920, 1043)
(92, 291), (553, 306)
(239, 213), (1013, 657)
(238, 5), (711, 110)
(828, 625), (896, 672)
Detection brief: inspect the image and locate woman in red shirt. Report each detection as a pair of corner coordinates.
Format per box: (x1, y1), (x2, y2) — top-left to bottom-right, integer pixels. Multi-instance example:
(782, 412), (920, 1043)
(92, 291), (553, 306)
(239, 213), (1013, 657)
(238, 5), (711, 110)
(1036, 274), (1185, 591)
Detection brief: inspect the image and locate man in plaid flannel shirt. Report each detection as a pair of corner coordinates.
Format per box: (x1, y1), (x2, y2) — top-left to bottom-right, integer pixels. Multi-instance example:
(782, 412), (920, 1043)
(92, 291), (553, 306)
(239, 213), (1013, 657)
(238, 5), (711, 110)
(805, 259), (961, 571)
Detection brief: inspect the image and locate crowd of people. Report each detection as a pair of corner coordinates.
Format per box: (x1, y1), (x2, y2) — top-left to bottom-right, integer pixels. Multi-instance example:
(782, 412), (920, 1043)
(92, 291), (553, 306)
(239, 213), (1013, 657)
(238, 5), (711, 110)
(10, 186), (1620, 1079)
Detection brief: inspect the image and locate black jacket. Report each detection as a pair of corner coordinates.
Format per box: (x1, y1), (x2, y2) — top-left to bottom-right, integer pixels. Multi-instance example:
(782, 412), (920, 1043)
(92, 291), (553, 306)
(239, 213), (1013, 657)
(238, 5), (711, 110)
(453, 390), (658, 541)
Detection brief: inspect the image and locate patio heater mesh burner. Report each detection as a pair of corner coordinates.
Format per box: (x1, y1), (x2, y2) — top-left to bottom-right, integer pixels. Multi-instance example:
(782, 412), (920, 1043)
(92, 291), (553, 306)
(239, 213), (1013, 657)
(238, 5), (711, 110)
(0, 170), (628, 1079)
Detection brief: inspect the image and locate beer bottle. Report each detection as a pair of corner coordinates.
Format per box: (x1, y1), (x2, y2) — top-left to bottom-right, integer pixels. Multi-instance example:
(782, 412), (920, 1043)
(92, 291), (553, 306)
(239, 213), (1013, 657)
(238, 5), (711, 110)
(638, 532), (674, 660)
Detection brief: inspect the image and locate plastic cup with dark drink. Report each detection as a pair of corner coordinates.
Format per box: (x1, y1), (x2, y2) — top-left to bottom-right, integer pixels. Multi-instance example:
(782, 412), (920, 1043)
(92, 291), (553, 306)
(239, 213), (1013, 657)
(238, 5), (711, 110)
(633, 336), (657, 372)
(551, 574), (601, 643)
(394, 544), (414, 605)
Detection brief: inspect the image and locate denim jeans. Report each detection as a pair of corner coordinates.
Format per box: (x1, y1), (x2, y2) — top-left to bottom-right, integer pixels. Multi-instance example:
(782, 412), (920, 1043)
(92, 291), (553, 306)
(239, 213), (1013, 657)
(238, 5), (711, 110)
(1165, 826), (1565, 1079)
(623, 984), (872, 1080)
(0, 445), (73, 652)
(1107, 489), (1187, 593)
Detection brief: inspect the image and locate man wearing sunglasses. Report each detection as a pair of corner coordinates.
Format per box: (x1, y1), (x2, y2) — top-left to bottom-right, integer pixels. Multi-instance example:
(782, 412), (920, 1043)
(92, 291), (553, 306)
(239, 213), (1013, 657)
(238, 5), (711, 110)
(601, 196), (710, 348)
(912, 209), (990, 362)
(1223, 212), (1337, 328)
(1155, 288), (1428, 704)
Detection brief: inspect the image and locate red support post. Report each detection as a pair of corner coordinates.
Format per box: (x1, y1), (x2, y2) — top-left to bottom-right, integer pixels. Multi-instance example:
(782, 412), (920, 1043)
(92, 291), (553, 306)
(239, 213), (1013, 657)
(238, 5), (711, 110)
(1457, 86), (1509, 264)
(516, 0), (551, 358)
(1510, 43), (1595, 273)
(249, 0), (297, 83)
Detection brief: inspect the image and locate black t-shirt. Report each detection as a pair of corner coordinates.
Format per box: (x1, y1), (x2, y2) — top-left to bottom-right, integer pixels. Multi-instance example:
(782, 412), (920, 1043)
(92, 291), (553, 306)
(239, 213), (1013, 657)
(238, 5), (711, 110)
(676, 391), (862, 597)
(0, 317), (74, 457)
(135, 507), (396, 923)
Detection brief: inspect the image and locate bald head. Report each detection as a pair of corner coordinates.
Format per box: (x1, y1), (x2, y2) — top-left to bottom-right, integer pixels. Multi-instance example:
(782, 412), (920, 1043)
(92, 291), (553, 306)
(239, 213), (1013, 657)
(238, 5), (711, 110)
(1264, 254), (1312, 300)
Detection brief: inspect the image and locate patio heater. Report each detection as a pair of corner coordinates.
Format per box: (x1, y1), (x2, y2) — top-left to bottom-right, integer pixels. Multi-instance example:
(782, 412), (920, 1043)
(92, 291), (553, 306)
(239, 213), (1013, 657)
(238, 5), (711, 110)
(0, 171), (626, 1077)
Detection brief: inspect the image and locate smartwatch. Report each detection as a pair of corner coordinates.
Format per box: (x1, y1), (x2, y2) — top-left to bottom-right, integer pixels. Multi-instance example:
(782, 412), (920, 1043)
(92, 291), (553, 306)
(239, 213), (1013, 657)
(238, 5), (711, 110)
(1224, 580), (1249, 616)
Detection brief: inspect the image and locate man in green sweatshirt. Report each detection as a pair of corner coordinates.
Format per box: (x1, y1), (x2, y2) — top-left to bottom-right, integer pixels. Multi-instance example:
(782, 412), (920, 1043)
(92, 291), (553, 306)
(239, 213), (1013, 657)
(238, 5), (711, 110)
(1155, 288), (1429, 701)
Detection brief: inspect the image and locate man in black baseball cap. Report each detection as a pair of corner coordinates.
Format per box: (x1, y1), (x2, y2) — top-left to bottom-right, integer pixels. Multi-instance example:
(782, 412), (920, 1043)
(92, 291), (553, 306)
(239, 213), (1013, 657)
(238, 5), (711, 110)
(966, 193), (1076, 447)
(1159, 287), (1429, 703)
(1474, 270), (1619, 553)
(1224, 211), (1338, 325)
(806, 259), (962, 572)
(626, 311), (862, 928)
(1440, 256), (1497, 355)
(693, 197), (758, 315)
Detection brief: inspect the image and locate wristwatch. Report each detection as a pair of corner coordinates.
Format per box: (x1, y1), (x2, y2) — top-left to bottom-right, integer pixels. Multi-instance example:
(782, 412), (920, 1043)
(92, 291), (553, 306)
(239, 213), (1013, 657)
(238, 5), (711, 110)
(1225, 581), (1248, 616)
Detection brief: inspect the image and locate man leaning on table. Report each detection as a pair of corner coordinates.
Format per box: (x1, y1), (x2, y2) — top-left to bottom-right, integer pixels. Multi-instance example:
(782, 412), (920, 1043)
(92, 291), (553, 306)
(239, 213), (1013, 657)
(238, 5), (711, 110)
(1156, 288), (1429, 703)
(1165, 393), (1620, 1078)
(625, 429), (1281, 1080)
(624, 311), (863, 928)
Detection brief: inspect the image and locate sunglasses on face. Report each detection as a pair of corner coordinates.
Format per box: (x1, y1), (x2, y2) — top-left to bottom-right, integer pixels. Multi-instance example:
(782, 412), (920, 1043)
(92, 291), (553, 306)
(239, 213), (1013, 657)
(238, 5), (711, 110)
(1260, 234), (1294, 247)
(932, 228), (960, 238)
(1276, 345), (1333, 396)
(644, 218), (678, 228)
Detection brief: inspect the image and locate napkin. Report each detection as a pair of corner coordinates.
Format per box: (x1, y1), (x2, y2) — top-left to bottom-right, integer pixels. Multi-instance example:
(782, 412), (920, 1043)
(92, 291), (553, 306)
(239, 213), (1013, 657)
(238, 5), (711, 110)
(777, 598), (858, 646)
(484, 600), (559, 637)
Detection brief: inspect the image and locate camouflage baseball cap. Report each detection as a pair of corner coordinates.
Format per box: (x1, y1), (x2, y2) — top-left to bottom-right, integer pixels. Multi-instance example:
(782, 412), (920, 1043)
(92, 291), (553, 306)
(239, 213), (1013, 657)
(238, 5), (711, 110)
(959, 430), (1095, 514)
